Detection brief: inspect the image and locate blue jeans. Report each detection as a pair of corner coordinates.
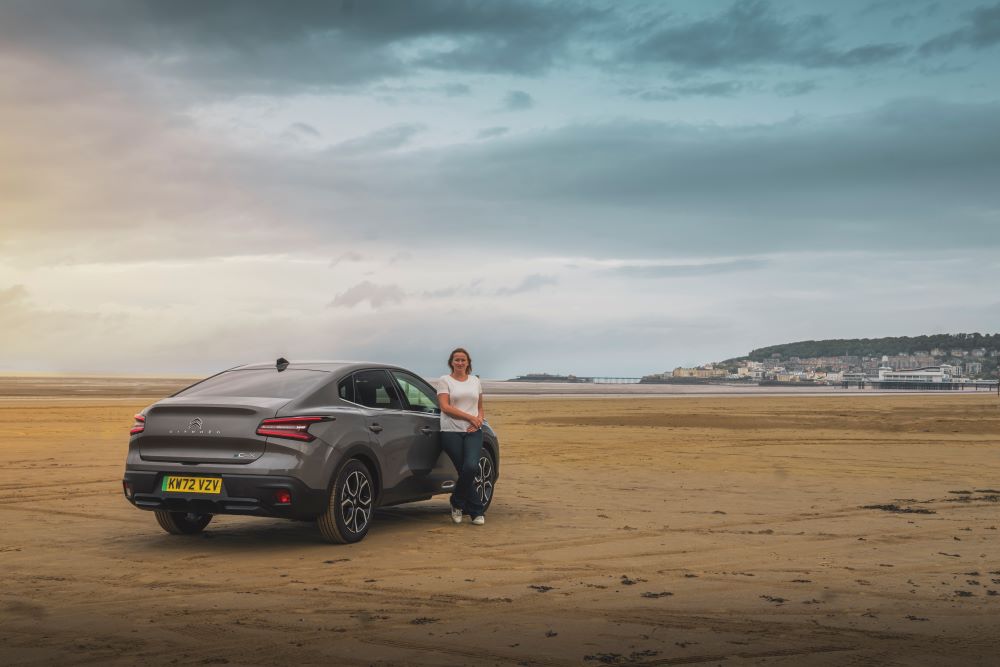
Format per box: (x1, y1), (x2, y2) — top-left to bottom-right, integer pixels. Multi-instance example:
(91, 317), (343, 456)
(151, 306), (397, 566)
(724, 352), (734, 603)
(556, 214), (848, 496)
(440, 429), (486, 517)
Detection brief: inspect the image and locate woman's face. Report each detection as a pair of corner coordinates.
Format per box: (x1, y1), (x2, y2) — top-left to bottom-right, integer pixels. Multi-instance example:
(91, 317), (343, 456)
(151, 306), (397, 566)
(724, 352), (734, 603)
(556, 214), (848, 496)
(451, 352), (469, 373)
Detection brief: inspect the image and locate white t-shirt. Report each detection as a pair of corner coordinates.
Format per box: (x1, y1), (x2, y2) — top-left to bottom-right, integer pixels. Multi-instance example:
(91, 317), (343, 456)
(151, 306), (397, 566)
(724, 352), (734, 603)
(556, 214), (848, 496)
(436, 374), (483, 432)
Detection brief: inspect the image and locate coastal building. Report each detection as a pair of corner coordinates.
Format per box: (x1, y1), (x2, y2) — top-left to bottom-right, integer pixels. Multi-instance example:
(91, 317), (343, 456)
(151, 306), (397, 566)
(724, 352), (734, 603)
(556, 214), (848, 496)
(672, 366), (727, 379)
(876, 365), (959, 383)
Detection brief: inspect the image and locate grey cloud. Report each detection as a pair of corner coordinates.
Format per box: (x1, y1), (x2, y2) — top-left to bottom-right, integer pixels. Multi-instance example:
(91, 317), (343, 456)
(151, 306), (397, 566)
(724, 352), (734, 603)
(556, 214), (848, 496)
(631, 78), (823, 102)
(442, 83), (471, 97)
(0, 0), (605, 93)
(116, 98), (996, 262)
(330, 281), (406, 308)
(890, 13), (917, 28)
(330, 251), (365, 267)
(371, 82), (471, 100)
(0, 0), (938, 98)
(632, 80), (745, 101)
(289, 122), (321, 138)
(422, 280), (483, 299)
(629, 0), (908, 70)
(333, 124), (426, 156)
(857, 0), (936, 17)
(502, 90), (534, 111)
(919, 2), (1000, 55)
(495, 274), (557, 295)
(398, 98), (1000, 255)
(773, 80), (818, 96)
(11, 69), (1000, 268)
(4, 22), (996, 269)
(476, 126), (510, 140)
(609, 259), (770, 278)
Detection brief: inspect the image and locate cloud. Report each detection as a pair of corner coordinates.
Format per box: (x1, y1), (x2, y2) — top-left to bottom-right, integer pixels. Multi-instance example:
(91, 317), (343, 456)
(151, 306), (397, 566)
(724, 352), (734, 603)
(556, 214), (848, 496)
(632, 80), (746, 101)
(5, 43), (1000, 270)
(919, 2), (1000, 55)
(0, 284), (134, 371)
(628, 0), (908, 71)
(422, 280), (483, 299)
(4, 1), (920, 97)
(330, 251), (365, 267)
(288, 122), (321, 138)
(476, 126), (510, 140)
(330, 281), (406, 308)
(0, 0), (606, 93)
(773, 80), (819, 96)
(495, 274), (557, 295)
(609, 259), (770, 278)
(0, 284), (29, 306)
(442, 83), (471, 97)
(333, 123), (426, 155)
(502, 90), (534, 111)
(423, 99), (1000, 247)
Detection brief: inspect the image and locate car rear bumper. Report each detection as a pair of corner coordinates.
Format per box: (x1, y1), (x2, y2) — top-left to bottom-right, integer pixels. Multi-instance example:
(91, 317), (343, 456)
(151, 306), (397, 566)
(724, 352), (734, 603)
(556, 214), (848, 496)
(123, 471), (327, 520)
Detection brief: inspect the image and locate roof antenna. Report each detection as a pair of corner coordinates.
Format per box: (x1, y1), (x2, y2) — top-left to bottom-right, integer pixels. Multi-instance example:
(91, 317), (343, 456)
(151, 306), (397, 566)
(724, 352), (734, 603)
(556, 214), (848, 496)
(276, 357), (289, 372)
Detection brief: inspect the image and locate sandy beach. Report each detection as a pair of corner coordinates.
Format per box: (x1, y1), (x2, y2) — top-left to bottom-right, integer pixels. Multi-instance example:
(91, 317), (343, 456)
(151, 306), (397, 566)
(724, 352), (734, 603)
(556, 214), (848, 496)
(1, 385), (999, 665)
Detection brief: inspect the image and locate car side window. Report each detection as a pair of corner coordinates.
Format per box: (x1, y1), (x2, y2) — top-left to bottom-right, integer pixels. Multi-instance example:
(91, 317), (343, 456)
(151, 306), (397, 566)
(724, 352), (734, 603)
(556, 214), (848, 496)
(391, 371), (440, 414)
(353, 370), (403, 410)
(338, 375), (355, 403)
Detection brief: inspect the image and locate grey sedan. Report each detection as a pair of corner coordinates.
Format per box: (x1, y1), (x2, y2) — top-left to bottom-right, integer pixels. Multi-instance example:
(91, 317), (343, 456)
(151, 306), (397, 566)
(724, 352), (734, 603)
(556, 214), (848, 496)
(122, 359), (499, 543)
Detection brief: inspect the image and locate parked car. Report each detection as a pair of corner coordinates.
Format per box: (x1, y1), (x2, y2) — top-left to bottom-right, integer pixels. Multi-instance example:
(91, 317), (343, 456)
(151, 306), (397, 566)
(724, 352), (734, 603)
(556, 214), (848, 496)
(122, 359), (499, 543)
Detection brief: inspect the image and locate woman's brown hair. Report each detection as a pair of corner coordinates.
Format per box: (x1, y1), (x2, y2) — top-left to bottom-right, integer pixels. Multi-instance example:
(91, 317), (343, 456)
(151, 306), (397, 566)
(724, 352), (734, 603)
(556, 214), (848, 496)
(448, 347), (472, 373)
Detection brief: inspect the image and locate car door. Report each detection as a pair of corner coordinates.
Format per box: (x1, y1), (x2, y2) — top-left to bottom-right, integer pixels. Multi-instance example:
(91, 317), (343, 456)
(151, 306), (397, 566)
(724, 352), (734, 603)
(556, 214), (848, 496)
(388, 370), (443, 477)
(350, 369), (419, 494)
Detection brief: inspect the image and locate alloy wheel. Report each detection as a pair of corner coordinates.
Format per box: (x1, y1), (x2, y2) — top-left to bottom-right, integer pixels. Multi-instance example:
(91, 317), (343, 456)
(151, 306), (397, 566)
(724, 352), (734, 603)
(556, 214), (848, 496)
(340, 470), (373, 534)
(474, 454), (494, 503)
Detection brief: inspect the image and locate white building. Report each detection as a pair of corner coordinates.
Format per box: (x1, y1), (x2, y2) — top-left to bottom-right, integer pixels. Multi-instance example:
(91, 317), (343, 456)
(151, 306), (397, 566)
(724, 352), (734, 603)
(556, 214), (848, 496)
(877, 365), (958, 383)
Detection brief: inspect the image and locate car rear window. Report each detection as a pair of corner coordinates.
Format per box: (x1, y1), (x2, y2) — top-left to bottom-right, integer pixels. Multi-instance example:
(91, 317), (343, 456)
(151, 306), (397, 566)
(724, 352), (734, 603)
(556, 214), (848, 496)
(174, 369), (329, 399)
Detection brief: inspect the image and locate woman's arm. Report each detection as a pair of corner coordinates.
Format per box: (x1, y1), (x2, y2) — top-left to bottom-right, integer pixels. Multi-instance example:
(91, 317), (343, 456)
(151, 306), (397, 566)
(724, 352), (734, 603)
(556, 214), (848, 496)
(469, 393), (485, 433)
(437, 393), (482, 426)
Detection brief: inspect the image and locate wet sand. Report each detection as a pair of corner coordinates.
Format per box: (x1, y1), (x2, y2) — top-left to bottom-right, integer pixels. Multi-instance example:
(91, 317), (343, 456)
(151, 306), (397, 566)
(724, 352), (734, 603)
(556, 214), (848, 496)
(1, 388), (999, 665)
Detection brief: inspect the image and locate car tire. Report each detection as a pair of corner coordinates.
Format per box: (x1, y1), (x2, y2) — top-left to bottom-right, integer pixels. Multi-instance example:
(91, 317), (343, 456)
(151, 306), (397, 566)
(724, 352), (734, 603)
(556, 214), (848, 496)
(475, 448), (497, 513)
(154, 510), (212, 535)
(318, 459), (374, 544)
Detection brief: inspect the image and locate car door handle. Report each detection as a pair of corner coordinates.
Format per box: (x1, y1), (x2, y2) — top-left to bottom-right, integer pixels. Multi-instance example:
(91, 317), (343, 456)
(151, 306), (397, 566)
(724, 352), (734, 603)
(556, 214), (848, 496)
(420, 426), (434, 435)
(369, 424), (383, 433)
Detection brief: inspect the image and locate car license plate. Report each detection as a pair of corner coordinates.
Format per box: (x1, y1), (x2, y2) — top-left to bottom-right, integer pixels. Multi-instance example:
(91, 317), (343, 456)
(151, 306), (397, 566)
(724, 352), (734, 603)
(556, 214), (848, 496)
(161, 476), (222, 494)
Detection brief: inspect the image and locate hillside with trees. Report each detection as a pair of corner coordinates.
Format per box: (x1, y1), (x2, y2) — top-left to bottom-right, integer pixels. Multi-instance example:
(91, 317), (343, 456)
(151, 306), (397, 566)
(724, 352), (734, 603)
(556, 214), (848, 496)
(745, 333), (1000, 361)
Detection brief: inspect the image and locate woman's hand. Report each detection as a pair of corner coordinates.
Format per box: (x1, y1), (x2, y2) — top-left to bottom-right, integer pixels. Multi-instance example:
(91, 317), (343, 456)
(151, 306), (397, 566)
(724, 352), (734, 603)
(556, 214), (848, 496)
(467, 415), (484, 430)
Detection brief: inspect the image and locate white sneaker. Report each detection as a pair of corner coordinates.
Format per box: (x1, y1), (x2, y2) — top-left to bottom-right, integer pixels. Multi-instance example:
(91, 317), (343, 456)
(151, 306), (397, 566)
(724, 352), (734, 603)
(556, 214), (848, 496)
(472, 515), (485, 526)
(451, 508), (463, 524)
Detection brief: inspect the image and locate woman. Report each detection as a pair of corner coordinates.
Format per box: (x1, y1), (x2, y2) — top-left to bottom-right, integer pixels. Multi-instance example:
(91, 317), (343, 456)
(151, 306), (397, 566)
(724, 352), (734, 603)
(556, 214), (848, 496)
(437, 347), (487, 525)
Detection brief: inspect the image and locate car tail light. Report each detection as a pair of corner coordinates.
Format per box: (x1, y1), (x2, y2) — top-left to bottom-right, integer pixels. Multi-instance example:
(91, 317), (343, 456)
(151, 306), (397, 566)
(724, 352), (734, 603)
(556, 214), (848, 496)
(274, 489), (292, 505)
(130, 414), (146, 435)
(256, 416), (331, 442)
(123, 480), (133, 498)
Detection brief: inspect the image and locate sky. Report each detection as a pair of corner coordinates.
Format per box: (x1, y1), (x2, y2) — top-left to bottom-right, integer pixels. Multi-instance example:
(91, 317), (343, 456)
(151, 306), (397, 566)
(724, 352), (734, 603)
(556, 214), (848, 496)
(1, 0), (999, 379)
